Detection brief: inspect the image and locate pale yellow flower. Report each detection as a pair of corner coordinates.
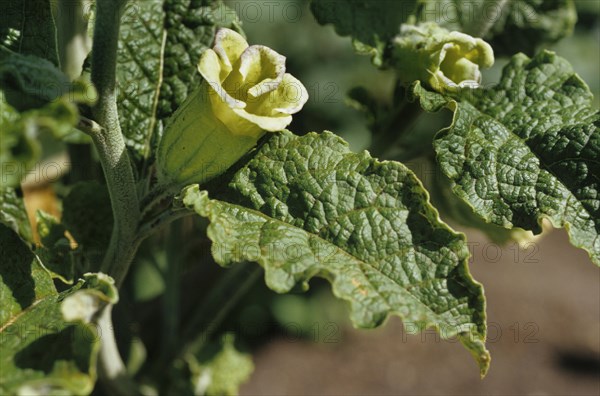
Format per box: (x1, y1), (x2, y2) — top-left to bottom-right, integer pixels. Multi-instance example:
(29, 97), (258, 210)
(157, 28), (308, 188)
(199, 28), (308, 137)
(391, 23), (494, 92)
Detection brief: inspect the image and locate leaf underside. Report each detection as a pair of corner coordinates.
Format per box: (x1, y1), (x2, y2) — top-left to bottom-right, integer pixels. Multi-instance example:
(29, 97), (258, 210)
(182, 131), (490, 375)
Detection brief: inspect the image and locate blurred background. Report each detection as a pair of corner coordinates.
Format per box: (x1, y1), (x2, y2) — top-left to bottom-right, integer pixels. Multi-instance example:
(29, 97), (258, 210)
(215, 1), (600, 394)
(11, 1), (598, 394)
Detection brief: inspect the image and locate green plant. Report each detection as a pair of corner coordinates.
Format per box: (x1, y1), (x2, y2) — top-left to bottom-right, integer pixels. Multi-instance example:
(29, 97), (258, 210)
(0, 0), (597, 394)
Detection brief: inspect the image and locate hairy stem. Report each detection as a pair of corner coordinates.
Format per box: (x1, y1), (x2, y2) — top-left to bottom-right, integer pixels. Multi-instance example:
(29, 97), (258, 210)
(97, 306), (140, 395)
(90, 1), (140, 392)
(90, 0), (140, 287)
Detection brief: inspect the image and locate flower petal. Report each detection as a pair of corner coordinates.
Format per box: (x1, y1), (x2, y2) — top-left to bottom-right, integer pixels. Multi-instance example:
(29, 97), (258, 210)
(246, 73), (309, 117)
(210, 89), (291, 134)
(391, 22), (494, 93)
(273, 74), (309, 114)
(233, 107), (293, 132)
(198, 49), (222, 86)
(199, 50), (246, 109)
(212, 28), (249, 79)
(222, 45), (286, 100)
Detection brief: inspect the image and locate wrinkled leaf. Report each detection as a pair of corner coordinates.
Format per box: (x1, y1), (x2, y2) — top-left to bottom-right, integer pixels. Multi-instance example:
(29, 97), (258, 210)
(62, 181), (113, 268)
(0, 186), (32, 242)
(428, 161), (536, 245)
(182, 131), (490, 375)
(485, 0), (576, 56)
(421, 0), (576, 56)
(310, 0), (418, 65)
(0, 224), (117, 395)
(117, 0), (241, 160)
(35, 210), (75, 284)
(0, 0), (59, 64)
(116, 0), (165, 159)
(414, 51), (599, 264)
(189, 335), (253, 396)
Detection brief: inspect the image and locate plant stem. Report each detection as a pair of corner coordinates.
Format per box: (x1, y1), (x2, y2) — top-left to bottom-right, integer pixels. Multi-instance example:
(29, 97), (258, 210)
(161, 221), (184, 362)
(136, 207), (191, 242)
(179, 263), (262, 358)
(97, 306), (140, 395)
(139, 185), (172, 219)
(369, 98), (423, 158)
(90, 0), (140, 287)
(90, 1), (140, 392)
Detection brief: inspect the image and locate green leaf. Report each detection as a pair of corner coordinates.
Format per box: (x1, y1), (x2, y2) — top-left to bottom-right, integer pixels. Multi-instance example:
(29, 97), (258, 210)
(0, 93), (82, 187)
(0, 54), (94, 186)
(310, 0), (418, 65)
(35, 210), (75, 284)
(0, 223), (55, 327)
(0, 224), (118, 395)
(182, 130), (490, 375)
(189, 335), (254, 396)
(423, 51), (599, 264)
(428, 161), (536, 245)
(0, 51), (71, 111)
(61, 181), (113, 268)
(117, 0), (242, 160)
(0, 187), (32, 242)
(0, 94), (41, 188)
(421, 1), (576, 56)
(116, 0), (165, 160)
(0, 0), (59, 64)
(483, 0), (576, 56)
(409, 80), (449, 112)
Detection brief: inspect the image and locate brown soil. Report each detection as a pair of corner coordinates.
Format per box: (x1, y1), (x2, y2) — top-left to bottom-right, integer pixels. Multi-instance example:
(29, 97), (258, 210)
(241, 229), (600, 395)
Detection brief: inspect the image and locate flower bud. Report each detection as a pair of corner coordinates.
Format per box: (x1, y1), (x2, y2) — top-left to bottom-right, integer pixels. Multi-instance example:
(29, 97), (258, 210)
(157, 28), (308, 189)
(390, 23), (494, 92)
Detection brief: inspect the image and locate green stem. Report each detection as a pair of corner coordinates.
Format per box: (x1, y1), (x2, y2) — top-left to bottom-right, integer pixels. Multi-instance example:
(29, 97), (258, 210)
(369, 98), (423, 158)
(90, 0), (140, 287)
(139, 185), (172, 220)
(90, 2), (140, 392)
(161, 221), (184, 361)
(136, 207), (191, 242)
(97, 306), (140, 395)
(179, 263), (262, 358)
